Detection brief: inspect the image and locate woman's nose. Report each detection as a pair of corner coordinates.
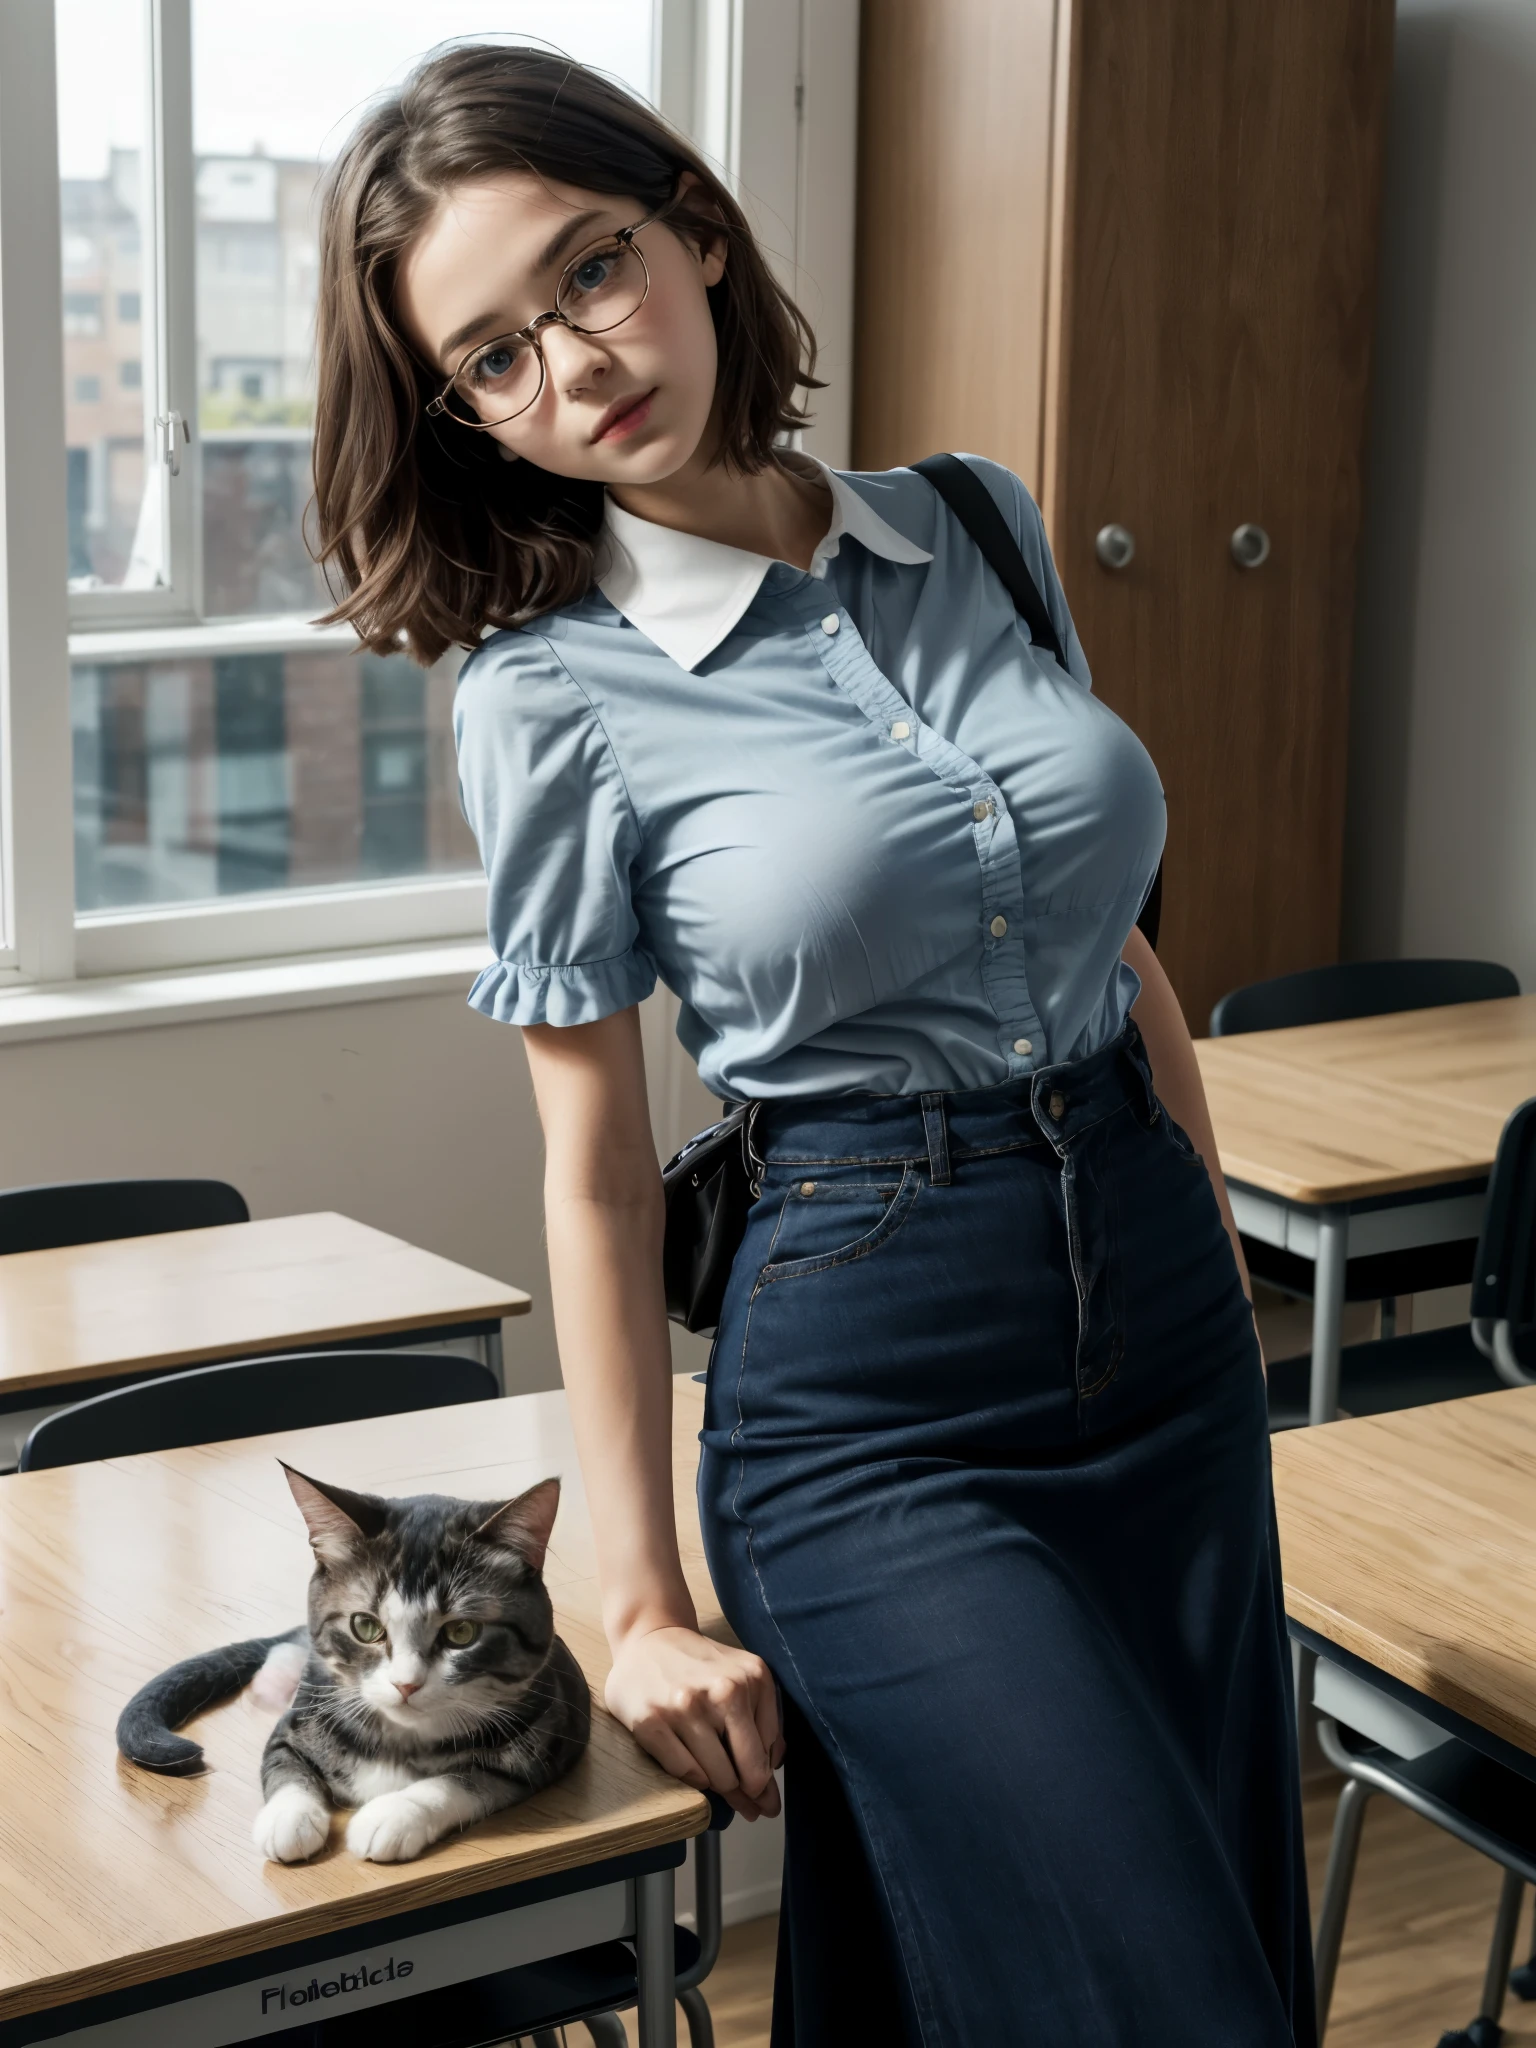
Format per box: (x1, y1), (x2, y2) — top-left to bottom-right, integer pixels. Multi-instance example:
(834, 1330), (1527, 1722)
(541, 322), (611, 391)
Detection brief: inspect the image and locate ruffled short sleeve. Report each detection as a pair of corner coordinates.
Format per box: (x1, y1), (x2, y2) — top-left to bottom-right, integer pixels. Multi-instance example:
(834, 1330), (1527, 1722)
(454, 630), (656, 1028)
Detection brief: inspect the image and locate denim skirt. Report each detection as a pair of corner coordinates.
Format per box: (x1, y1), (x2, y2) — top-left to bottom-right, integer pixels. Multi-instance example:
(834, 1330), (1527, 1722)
(697, 1025), (1315, 2047)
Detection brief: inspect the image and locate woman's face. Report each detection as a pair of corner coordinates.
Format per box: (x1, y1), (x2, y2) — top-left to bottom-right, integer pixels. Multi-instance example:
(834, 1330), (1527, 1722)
(396, 172), (726, 486)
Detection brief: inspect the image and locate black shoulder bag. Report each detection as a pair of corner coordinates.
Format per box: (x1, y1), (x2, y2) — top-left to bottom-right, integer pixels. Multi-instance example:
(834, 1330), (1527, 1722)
(660, 451), (1160, 1333)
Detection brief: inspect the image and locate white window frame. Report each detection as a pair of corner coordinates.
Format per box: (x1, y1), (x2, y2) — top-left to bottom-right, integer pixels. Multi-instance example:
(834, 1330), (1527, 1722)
(0, 0), (857, 989)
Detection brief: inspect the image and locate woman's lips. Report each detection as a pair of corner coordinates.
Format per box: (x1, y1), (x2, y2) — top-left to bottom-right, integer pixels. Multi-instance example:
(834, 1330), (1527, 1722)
(594, 389), (656, 442)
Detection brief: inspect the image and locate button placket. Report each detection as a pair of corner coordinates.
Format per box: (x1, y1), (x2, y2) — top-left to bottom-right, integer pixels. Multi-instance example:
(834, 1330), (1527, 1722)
(798, 605), (1045, 1064)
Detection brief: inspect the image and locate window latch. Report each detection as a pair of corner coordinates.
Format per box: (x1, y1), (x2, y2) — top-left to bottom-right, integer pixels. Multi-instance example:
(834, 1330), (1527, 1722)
(154, 410), (191, 477)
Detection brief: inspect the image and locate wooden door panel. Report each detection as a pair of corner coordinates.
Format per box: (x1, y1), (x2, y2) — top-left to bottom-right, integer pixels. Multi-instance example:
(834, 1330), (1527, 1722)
(853, 0), (1059, 491)
(1045, 0), (1394, 1031)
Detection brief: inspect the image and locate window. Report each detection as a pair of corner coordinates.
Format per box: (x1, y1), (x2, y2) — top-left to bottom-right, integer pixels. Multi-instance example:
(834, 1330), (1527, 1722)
(0, 0), (848, 984)
(58, 0), (658, 965)
(63, 292), (104, 336)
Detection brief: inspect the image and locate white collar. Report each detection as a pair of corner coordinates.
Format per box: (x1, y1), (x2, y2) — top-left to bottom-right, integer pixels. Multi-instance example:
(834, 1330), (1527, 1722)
(596, 460), (932, 672)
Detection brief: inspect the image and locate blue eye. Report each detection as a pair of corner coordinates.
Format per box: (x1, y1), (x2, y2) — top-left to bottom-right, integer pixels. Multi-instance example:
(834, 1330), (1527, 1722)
(470, 344), (521, 387)
(569, 253), (617, 294)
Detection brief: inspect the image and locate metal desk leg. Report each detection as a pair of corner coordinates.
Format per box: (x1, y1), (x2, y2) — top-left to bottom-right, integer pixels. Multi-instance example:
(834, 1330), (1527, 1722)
(1293, 1640), (1320, 1776)
(1309, 1211), (1349, 1426)
(635, 1867), (677, 2048)
(483, 1324), (505, 1394)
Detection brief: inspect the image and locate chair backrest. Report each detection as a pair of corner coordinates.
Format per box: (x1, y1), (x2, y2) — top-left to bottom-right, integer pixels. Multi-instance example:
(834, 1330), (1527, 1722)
(1471, 1098), (1536, 1339)
(0, 1179), (249, 1257)
(1209, 958), (1519, 1037)
(18, 1349), (497, 1470)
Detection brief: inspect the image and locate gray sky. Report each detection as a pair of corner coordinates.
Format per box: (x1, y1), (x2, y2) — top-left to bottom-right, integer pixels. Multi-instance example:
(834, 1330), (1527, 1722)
(56, 0), (654, 177)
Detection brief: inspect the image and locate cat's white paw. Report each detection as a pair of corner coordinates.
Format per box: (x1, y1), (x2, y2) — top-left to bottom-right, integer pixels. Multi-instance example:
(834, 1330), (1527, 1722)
(253, 1783), (332, 1863)
(347, 1788), (437, 1863)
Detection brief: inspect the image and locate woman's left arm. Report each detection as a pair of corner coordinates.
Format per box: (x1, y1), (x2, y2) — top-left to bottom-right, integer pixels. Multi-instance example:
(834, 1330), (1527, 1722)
(1122, 925), (1253, 1305)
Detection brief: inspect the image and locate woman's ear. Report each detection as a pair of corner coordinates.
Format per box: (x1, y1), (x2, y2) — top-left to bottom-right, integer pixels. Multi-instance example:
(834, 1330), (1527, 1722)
(670, 171), (728, 287)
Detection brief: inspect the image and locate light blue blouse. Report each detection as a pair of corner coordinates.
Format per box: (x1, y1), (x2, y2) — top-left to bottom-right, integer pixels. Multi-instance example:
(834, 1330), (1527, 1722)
(454, 457), (1166, 1101)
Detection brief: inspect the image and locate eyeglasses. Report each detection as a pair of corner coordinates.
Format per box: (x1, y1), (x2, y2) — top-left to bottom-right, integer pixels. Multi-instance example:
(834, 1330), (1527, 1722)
(425, 214), (662, 430)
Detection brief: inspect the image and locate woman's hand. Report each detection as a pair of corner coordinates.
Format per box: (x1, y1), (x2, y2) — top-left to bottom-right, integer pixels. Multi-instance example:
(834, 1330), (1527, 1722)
(606, 1623), (784, 1821)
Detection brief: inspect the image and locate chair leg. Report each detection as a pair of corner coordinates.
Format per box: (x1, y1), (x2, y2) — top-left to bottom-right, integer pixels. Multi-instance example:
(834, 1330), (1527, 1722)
(1510, 1901), (1536, 2000)
(1434, 1872), (1525, 2048)
(1479, 1870), (1525, 2026)
(680, 1985), (715, 2048)
(585, 2016), (630, 2046)
(1380, 1295), (1397, 1340)
(1315, 1776), (1373, 2038)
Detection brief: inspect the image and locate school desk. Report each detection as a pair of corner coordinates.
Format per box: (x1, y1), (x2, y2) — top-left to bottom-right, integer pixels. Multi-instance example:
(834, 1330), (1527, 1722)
(1193, 995), (1536, 1422)
(1271, 1383), (1536, 1777)
(0, 1210), (530, 1433)
(0, 1383), (717, 2046)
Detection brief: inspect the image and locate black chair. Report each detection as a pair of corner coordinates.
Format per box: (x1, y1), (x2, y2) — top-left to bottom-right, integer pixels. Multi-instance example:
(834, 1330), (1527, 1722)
(1470, 1095), (1536, 1388)
(18, 1348), (497, 1469)
(1265, 1323), (1502, 1427)
(1210, 960), (1520, 1343)
(1209, 958), (1519, 1039)
(0, 1177), (250, 1257)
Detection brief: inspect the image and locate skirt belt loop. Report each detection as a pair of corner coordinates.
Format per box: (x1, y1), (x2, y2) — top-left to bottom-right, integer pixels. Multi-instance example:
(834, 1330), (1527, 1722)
(919, 1093), (952, 1186)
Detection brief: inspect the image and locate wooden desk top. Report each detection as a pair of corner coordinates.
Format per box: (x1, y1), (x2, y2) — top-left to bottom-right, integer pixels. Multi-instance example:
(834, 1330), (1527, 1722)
(0, 1381), (714, 2024)
(1193, 993), (1536, 1204)
(1272, 1387), (1536, 1761)
(0, 1211), (531, 1398)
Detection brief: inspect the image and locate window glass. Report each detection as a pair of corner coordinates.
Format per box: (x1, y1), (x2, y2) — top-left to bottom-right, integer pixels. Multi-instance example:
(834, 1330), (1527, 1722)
(65, 2), (653, 915)
(72, 646), (478, 909)
(192, 2), (656, 620)
(56, 2), (164, 593)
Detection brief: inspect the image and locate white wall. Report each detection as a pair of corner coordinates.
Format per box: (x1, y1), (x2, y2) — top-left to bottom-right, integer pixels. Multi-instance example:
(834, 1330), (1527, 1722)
(1345, 0), (1536, 983)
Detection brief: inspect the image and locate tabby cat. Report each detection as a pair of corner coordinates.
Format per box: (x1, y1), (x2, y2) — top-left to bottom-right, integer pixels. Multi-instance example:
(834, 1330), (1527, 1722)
(117, 1464), (590, 1863)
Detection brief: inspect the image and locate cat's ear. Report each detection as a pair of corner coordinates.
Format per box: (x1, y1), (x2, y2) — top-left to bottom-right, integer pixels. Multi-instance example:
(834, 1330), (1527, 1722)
(280, 1463), (389, 1568)
(473, 1477), (560, 1572)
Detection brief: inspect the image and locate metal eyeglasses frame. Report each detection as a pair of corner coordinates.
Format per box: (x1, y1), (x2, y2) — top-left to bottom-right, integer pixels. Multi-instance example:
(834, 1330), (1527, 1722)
(424, 213), (663, 430)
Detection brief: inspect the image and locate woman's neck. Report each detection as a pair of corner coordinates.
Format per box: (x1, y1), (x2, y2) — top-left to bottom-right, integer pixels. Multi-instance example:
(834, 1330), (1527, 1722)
(606, 447), (832, 571)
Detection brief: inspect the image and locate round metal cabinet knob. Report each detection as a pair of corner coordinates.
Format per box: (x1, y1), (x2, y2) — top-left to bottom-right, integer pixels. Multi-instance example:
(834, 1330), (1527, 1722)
(1095, 524), (1136, 571)
(1230, 522), (1271, 569)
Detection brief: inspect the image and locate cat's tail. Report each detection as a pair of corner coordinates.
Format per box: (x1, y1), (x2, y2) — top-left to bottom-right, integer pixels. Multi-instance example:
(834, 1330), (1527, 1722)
(117, 1627), (308, 1775)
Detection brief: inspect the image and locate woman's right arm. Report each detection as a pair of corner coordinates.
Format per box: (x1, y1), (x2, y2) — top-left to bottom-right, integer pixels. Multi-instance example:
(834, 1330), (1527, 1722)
(520, 1005), (782, 1820)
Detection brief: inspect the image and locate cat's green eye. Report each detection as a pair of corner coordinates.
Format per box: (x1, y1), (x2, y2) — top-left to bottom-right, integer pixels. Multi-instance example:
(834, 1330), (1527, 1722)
(443, 1619), (482, 1648)
(350, 1613), (386, 1644)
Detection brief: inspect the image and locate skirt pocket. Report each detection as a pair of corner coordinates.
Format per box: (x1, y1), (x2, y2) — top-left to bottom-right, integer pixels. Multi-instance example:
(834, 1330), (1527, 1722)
(757, 1164), (921, 1283)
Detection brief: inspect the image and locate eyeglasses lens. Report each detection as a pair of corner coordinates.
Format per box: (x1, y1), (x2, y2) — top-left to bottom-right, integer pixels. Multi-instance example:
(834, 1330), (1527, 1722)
(448, 236), (648, 427)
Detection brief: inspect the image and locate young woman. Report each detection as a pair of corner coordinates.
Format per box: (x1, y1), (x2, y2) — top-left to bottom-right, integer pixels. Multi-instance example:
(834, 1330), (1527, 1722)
(312, 43), (1315, 2046)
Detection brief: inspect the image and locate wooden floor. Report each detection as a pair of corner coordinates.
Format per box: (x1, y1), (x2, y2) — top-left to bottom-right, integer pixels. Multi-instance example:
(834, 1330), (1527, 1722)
(612, 1775), (1533, 2046)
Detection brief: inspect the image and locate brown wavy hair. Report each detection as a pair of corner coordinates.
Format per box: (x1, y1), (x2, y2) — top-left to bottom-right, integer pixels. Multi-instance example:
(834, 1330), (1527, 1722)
(310, 43), (820, 664)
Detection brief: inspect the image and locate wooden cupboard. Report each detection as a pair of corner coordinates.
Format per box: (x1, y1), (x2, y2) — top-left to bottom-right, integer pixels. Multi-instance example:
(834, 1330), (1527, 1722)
(853, 0), (1396, 1033)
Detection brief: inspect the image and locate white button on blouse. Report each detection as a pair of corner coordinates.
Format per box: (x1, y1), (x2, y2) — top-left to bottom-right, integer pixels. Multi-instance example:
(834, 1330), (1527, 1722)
(455, 456), (1167, 1100)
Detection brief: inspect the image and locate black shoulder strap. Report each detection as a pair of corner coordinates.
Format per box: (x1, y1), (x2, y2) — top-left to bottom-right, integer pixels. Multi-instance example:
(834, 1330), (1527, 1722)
(913, 452), (1162, 952)
(912, 452), (1066, 670)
